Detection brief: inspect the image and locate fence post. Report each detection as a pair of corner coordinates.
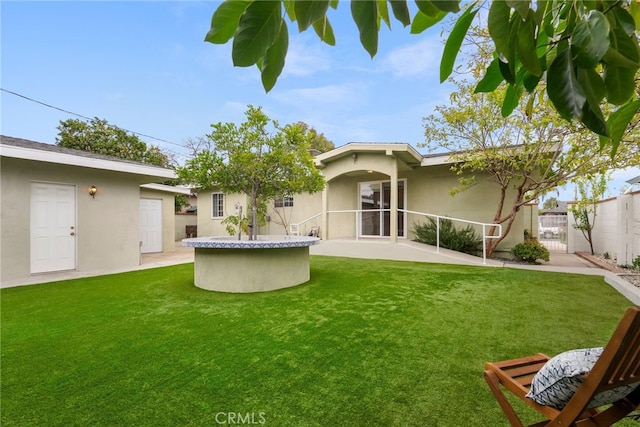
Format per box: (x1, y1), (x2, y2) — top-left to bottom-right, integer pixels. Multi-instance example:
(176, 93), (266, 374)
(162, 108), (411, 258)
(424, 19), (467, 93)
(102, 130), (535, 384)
(482, 224), (487, 265)
(436, 216), (440, 253)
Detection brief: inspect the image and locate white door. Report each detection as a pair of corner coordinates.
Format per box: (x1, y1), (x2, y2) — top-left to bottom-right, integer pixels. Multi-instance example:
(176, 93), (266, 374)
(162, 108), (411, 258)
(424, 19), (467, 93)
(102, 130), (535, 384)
(140, 199), (163, 253)
(30, 183), (76, 274)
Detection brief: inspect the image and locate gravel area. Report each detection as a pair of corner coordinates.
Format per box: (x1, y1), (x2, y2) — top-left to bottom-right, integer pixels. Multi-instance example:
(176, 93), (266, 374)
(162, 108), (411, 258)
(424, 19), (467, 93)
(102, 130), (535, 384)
(594, 255), (640, 288)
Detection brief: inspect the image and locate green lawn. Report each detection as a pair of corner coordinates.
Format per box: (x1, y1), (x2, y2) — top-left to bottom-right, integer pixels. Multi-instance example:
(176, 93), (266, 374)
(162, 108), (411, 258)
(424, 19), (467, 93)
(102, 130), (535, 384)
(1, 256), (636, 426)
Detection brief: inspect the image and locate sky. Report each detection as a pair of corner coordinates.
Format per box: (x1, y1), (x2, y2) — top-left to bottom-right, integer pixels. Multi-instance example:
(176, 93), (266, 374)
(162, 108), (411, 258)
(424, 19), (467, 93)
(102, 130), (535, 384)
(1, 1), (638, 201)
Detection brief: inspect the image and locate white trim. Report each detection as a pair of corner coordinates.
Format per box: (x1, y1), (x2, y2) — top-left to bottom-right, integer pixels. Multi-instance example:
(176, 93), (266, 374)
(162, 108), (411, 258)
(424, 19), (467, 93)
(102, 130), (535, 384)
(1, 143), (175, 179)
(420, 153), (455, 166)
(314, 142), (423, 167)
(140, 183), (191, 195)
(358, 179), (407, 238)
(211, 192), (224, 218)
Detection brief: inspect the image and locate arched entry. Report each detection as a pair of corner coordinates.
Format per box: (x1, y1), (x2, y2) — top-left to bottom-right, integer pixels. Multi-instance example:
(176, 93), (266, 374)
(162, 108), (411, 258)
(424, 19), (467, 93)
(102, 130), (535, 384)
(359, 179), (406, 237)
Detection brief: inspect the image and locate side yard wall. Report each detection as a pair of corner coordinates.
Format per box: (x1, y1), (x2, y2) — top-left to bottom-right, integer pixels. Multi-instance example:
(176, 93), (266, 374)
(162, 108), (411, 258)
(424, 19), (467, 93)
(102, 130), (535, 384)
(568, 190), (640, 266)
(175, 213), (197, 241)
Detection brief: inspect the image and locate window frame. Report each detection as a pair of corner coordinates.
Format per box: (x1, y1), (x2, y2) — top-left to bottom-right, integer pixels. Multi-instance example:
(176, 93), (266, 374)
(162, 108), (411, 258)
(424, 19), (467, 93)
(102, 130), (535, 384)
(211, 192), (224, 218)
(274, 195), (294, 208)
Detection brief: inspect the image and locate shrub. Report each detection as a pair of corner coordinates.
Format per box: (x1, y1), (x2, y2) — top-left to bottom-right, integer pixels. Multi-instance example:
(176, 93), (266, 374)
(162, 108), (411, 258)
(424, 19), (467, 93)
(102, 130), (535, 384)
(633, 255), (640, 272)
(413, 218), (482, 255)
(604, 252), (610, 260)
(511, 238), (550, 264)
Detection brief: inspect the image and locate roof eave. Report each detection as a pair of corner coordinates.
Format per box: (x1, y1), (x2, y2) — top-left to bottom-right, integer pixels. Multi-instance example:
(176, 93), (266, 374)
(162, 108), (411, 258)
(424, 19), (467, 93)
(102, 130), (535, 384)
(1, 143), (176, 180)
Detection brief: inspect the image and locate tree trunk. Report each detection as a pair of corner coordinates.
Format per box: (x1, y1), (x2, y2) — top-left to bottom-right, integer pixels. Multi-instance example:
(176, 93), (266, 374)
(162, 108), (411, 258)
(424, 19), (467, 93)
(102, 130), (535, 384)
(485, 193), (525, 258)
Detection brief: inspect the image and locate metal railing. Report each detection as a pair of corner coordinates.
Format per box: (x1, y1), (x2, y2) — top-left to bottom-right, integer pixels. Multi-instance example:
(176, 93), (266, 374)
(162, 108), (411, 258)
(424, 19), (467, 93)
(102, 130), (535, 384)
(400, 209), (502, 265)
(291, 209), (502, 265)
(289, 212), (323, 236)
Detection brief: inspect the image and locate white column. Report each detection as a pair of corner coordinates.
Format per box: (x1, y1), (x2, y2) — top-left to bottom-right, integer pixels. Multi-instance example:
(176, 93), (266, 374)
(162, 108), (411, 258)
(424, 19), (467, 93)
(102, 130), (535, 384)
(322, 186), (328, 240)
(390, 159), (398, 244)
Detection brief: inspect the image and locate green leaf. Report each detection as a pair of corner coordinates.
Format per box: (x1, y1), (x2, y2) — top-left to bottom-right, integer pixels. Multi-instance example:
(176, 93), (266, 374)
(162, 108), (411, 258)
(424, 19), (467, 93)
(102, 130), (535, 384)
(577, 68), (606, 105)
(612, 6), (636, 37)
(378, 0), (391, 29)
(604, 27), (640, 68)
(312, 15), (336, 46)
(205, 0), (251, 44)
(410, 9), (446, 34)
(534, 0), (551, 29)
(475, 58), (504, 93)
(516, 11), (542, 76)
(506, 0), (530, 20)
(261, 22), (289, 92)
(630, 0), (640, 31)
(351, 0), (379, 58)
(602, 99), (640, 154)
(580, 100), (608, 136)
(415, 0), (439, 17)
(294, 0), (330, 31)
(232, 1), (283, 67)
(498, 58), (515, 85)
(431, 0), (460, 13)
(488, 0), (512, 59)
(284, 0), (296, 21)
(502, 82), (523, 117)
(495, 16), (520, 84)
(522, 71), (541, 92)
(388, 0), (411, 26)
(570, 10), (610, 68)
(604, 63), (637, 105)
(602, 46), (640, 68)
(440, 5), (478, 82)
(547, 48), (586, 121)
(415, 0), (441, 17)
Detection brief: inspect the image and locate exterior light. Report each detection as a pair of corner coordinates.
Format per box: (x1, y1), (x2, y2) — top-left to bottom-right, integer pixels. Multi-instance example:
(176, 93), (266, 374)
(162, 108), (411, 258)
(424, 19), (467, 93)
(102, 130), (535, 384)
(89, 185), (97, 198)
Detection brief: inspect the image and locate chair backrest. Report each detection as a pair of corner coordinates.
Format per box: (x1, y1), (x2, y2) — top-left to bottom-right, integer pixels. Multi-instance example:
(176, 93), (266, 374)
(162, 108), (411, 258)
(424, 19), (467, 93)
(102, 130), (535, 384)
(595, 306), (640, 391)
(556, 306), (640, 423)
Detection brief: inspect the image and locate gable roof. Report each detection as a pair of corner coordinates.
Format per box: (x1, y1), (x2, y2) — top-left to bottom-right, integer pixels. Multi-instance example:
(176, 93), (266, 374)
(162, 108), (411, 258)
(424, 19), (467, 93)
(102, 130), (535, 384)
(313, 142), (462, 168)
(0, 135), (175, 180)
(314, 142), (424, 168)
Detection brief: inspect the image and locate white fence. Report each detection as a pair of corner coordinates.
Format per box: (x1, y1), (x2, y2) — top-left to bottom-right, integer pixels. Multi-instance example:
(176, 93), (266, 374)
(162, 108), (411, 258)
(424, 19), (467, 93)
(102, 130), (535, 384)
(567, 190), (640, 266)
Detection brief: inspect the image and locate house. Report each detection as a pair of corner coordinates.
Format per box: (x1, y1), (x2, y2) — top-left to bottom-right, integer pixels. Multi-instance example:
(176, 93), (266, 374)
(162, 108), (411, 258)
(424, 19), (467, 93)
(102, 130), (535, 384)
(195, 143), (532, 253)
(0, 135), (179, 285)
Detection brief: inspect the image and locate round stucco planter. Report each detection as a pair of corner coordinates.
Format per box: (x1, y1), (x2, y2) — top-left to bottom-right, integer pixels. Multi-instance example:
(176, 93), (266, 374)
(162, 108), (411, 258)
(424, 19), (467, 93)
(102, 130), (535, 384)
(182, 236), (320, 293)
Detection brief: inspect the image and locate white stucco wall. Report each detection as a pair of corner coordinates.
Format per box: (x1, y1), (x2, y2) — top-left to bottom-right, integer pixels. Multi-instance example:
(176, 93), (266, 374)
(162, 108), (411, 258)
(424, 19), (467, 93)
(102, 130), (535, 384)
(175, 213), (197, 240)
(568, 191), (640, 265)
(1, 156), (166, 283)
(196, 190), (246, 237)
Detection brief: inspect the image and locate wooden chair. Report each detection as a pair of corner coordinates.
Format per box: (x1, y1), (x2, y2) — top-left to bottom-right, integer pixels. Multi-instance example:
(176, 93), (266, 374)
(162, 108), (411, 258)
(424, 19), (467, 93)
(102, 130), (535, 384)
(484, 306), (640, 426)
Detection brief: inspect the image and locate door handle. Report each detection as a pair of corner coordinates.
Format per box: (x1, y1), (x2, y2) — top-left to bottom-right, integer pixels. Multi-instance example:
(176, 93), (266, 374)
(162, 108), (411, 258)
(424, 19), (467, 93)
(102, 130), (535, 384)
(70, 232), (75, 236)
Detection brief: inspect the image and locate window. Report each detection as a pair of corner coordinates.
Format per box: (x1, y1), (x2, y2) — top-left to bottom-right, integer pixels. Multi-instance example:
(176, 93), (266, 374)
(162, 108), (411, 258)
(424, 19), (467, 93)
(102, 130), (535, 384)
(274, 195), (294, 208)
(212, 193), (224, 218)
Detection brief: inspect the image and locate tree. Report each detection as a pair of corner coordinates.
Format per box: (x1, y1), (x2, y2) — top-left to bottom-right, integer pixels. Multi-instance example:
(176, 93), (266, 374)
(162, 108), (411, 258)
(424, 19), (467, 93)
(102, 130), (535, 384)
(542, 197), (559, 210)
(569, 172), (609, 255)
(177, 105), (326, 240)
(205, 0), (640, 154)
(421, 76), (639, 257)
(56, 117), (170, 167)
(295, 122), (335, 153)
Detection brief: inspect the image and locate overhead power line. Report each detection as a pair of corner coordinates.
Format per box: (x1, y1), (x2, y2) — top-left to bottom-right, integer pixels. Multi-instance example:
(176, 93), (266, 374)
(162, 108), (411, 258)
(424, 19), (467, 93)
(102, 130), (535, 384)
(1, 88), (185, 149)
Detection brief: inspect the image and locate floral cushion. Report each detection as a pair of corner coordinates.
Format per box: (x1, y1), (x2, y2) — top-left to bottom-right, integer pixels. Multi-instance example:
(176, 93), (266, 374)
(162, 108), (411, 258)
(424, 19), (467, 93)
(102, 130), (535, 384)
(525, 347), (640, 409)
